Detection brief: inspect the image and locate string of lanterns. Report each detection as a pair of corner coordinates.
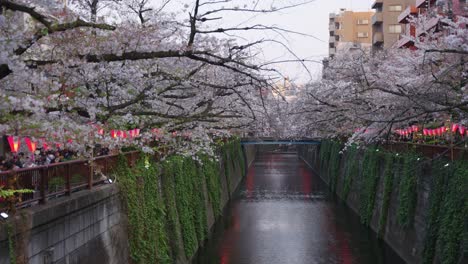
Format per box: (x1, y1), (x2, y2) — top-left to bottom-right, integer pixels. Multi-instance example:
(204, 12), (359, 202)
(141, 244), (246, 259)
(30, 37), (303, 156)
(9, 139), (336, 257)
(395, 124), (466, 137)
(5, 126), (190, 154)
(6, 136), (71, 155)
(6, 127), (142, 154)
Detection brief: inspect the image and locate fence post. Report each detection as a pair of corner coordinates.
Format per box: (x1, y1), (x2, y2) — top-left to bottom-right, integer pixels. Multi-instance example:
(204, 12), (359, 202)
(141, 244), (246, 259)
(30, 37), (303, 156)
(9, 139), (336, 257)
(66, 164), (71, 195)
(39, 167), (47, 204)
(88, 160), (93, 190)
(104, 157), (108, 176)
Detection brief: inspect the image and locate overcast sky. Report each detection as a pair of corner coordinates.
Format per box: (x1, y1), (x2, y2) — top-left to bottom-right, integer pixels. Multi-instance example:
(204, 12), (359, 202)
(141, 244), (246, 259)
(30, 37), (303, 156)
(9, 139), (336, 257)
(253, 0), (375, 83)
(164, 0), (375, 83)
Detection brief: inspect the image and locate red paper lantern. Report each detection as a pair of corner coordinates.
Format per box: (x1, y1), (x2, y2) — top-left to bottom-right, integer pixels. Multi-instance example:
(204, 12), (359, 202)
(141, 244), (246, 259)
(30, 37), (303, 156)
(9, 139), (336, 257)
(110, 130), (117, 138)
(451, 124), (458, 132)
(128, 129), (139, 138)
(120, 131), (127, 138)
(423, 129), (428, 136)
(24, 137), (37, 153)
(459, 125), (466, 136)
(7, 136), (20, 153)
(412, 125), (419, 132)
(97, 128), (104, 135)
(42, 139), (49, 150)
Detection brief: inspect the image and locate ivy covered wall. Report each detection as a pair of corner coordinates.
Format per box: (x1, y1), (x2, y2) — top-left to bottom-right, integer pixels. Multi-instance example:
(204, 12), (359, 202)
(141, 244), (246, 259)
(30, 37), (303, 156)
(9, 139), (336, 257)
(115, 138), (248, 264)
(301, 141), (467, 264)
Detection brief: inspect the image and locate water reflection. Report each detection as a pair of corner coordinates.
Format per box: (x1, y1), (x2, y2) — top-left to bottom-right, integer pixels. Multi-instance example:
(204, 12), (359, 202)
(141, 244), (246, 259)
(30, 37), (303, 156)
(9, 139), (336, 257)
(194, 152), (405, 264)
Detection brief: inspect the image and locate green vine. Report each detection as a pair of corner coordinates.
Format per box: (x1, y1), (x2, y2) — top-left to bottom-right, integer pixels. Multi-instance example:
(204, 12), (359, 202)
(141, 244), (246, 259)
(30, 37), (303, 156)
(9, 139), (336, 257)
(114, 138), (244, 262)
(6, 222), (16, 264)
(116, 154), (170, 264)
(187, 158), (208, 245)
(359, 147), (380, 226)
(171, 156), (198, 257)
(220, 137), (245, 193)
(377, 153), (394, 237)
(235, 139), (246, 174)
(436, 160), (467, 264)
(342, 146), (358, 200)
(422, 159), (449, 264)
(160, 157), (183, 260)
(319, 141), (332, 177)
(328, 141), (341, 192)
(397, 153), (420, 228)
(199, 154), (222, 217)
(222, 144), (232, 192)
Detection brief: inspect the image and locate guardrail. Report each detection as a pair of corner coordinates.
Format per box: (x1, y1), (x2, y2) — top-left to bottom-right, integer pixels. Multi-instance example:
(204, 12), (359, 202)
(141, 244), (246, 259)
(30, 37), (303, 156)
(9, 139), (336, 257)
(383, 142), (467, 160)
(0, 152), (139, 212)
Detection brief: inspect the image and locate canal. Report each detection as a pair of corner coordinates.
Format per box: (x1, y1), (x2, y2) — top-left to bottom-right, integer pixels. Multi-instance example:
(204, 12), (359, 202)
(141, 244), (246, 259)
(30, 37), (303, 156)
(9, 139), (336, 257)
(194, 151), (406, 264)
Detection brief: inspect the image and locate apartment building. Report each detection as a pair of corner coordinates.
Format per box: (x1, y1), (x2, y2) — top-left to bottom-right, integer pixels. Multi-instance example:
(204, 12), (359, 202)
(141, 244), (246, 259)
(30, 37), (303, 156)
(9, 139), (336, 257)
(371, 0), (415, 49)
(397, 0), (467, 49)
(328, 9), (374, 57)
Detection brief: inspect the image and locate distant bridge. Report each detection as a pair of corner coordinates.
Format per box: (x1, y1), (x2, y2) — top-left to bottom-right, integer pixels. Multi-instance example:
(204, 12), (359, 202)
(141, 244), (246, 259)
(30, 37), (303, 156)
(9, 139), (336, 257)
(240, 138), (321, 145)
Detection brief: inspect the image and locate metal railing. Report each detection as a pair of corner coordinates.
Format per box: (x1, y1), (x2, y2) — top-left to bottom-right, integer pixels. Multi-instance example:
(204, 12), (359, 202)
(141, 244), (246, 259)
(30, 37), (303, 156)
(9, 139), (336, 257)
(383, 142), (467, 160)
(0, 151), (139, 212)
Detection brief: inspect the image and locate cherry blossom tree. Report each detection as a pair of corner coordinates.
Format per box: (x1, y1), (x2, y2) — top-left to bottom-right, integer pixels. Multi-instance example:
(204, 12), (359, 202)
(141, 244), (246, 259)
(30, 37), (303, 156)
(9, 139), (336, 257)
(286, 15), (467, 144)
(0, 0), (313, 156)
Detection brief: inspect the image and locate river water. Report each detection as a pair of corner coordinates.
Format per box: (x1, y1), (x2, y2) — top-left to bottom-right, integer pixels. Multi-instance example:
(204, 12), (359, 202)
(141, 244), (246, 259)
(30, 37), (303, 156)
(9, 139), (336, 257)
(193, 152), (406, 264)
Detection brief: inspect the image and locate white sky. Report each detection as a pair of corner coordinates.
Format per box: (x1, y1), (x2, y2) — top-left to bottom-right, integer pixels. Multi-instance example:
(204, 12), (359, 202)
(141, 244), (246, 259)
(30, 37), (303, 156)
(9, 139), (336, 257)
(164, 0), (375, 83)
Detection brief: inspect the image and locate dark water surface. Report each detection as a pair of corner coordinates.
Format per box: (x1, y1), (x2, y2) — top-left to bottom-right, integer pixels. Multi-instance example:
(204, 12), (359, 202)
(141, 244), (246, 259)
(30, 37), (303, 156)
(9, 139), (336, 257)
(193, 152), (406, 264)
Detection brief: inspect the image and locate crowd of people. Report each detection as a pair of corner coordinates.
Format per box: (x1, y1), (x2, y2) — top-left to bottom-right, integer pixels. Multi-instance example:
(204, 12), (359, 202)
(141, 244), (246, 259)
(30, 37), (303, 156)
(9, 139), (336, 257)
(0, 145), (112, 172)
(0, 149), (78, 172)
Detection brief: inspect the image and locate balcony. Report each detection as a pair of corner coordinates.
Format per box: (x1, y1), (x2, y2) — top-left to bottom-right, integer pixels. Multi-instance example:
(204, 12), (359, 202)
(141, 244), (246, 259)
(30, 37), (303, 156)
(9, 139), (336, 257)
(329, 36), (336, 43)
(329, 13), (336, 19)
(416, 17), (439, 36)
(416, 0), (436, 8)
(329, 48), (336, 56)
(397, 35), (414, 48)
(329, 23), (335, 31)
(371, 0), (383, 9)
(372, 13), (383, 25)
(398, 6), (419, 24)
(373, 32), (383, 45)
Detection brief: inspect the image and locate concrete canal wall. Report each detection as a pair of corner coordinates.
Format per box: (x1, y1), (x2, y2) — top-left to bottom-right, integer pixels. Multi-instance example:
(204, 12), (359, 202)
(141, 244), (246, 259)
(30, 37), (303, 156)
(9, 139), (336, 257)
(298, 143), (466, 264)
(0, 144), (256, 264)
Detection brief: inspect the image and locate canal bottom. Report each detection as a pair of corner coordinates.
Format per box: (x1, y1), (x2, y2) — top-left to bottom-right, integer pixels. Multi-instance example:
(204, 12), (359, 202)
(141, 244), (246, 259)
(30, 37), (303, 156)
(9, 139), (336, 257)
(193, 152), (406, 264)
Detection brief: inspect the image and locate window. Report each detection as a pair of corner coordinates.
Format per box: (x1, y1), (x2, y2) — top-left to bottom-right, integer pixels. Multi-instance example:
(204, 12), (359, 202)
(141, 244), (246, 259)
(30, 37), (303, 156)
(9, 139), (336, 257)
(357, 32), (369, 38)
(389, 5), (402, 11)
(389, 24), (402, 33)
(357, 19), (369, 25)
